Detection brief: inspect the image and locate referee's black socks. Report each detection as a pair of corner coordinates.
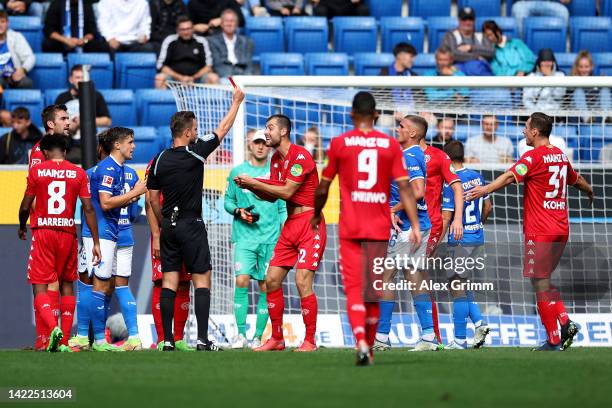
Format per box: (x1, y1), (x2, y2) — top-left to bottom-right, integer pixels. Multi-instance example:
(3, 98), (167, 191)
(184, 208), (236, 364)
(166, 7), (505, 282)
(195, 288), (211, 343)
(160, 288), (176, 345)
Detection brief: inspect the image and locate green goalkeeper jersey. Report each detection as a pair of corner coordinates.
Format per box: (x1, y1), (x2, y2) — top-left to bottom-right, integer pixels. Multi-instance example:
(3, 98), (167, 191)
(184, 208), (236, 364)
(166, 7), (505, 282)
(224, 160), (287, 244)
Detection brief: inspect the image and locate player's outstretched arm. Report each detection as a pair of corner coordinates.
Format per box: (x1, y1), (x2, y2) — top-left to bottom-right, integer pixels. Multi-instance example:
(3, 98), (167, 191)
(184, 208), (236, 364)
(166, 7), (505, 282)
(397, 178), (422, 247)
(572, 174), (594, 207)
(214, 84), (245, 142)
(311, 178), (331, 230)
(234, 175), (301, 201)
(145, 191), (161, 259)
(81, 197), (101, 266)
(465, 171), (515, 202)
(149, 190), (163, 225)
(17, 194), (35, 240)
(99, 179), (147, 212)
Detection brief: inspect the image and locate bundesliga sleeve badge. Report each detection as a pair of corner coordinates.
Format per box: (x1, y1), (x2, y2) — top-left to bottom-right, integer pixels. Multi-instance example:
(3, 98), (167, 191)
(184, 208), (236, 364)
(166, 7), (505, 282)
(516, 164), (528, 176)
(290, 164), (303, 177)
(102, 175), (114, 188)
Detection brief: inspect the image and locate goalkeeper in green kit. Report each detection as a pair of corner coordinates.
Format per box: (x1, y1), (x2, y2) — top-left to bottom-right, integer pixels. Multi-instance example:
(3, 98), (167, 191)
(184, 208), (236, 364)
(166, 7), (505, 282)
(225, 130), (287, 349)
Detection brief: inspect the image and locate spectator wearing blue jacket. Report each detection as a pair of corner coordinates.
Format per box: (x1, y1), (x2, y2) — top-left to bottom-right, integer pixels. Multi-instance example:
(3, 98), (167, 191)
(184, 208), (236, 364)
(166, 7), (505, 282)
(424, 45), (469, 104)
(482, 20), (535, 77)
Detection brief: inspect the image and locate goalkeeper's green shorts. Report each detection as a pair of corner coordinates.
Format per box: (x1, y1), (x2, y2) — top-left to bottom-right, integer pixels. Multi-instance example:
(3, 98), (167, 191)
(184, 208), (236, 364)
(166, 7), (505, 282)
(233, 242), (274, 281)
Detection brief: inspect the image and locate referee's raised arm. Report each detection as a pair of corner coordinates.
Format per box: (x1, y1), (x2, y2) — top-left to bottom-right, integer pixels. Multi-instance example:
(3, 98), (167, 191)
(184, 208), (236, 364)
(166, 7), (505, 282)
(214, 85), (246, 143)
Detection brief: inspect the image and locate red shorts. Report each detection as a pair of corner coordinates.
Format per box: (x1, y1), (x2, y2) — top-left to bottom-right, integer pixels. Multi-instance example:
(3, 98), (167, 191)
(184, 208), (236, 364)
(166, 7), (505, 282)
(269, 210), (327, 270)
(339, 239), (387, 302)
(523, 234), (568, 279)
(426, 224), (443, 257)
(151, 234), (190, 282)
(28, 229), (78, 285)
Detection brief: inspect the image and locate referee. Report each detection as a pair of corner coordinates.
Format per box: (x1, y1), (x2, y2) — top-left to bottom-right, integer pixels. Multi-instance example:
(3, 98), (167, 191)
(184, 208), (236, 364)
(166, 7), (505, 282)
(147, 85), (244, 351)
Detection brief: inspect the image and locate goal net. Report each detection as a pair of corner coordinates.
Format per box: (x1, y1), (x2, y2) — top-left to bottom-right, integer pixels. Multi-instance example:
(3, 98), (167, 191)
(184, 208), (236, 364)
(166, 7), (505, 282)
(169, 76), (612, 347)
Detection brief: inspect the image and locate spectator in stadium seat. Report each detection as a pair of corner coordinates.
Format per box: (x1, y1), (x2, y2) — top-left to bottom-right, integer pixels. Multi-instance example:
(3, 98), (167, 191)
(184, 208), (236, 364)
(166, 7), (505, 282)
(0, 106), (43, 164)
(189, 0), (245, 35)
(149, 0), (188, 54)
(55, 64), (112, 162)
(512, 0), (571, 38)
(43, 0), (110, 53)
(465, 115), (514, 164)
(570, 50), (612, 123)
(0, 11), (34, 89)
(482, 20), (535, 77)
(442, 7), (494, 76)
(97, 0), (155, 53)
(265, 0), (304, 16)
(381, 43), (418, 114)
(208, 9), (254, 79)
(523, 48), (566, 112)
(298, 126), (325, 163)
(424, 45), (469, 104)
(312, 0), (369, 18)
(155, 15), (219, 88)
(430, 117), (455, 150)
(0, 0), (38, 16)
(237, 0), (269, 17)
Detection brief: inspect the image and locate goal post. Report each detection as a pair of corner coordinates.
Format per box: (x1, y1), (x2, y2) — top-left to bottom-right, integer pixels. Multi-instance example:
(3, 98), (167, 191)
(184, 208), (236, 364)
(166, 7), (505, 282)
(168, 76), (612, 348)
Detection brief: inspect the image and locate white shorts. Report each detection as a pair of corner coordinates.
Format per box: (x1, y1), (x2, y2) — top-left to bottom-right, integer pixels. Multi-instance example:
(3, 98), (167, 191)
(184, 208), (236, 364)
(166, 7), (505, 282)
(387, 229), (430, 269)
(445, 244), (485, 279)
(113, 246), (134, 278)
(81, 237), (117, 280)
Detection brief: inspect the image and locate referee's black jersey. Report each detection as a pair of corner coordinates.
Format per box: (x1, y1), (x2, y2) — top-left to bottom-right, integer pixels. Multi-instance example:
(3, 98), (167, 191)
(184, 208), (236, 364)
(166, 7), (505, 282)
(147, 133), (220, 219)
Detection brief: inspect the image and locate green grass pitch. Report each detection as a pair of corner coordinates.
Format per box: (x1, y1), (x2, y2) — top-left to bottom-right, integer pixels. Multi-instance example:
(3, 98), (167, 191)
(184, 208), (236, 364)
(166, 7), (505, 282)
(0, 348), (610, 407)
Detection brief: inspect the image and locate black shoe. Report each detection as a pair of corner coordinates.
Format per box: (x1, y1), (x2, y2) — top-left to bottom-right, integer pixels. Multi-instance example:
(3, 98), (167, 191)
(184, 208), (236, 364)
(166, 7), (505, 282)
(196, 340), (224, 351)
(560, 321), (579, 351)
(355, 344), (372, 366)
(532, 341), (561, 351)
(162, 341), (175, 351)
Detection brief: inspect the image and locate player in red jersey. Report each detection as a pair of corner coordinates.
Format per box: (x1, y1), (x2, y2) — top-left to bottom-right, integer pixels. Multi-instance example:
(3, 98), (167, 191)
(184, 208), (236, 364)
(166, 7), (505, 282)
(311, 92), (422, 365)
(235, 114), (326, 352)
(145, 159), (192, 351)
(467, 112), (593, 351)
(18, 134), (101, 352)
(29, 104), (71, 169)
(420, 134), (465, 345)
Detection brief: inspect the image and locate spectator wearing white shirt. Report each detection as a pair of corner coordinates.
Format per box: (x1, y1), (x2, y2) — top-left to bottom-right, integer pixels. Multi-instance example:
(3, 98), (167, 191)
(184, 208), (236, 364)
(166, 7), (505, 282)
(97, 0), (154, 53)
(207, 9), (254, 79)
(465, 115), (514, 163)
(518, 134), (570, 158)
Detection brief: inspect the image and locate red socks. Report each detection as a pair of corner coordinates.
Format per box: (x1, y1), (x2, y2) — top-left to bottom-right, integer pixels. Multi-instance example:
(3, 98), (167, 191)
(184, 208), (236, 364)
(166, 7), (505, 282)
(300, 294), (318, 345)
(173, 288), (190, 341)
(34, 292), (57, 333)
(33, 298), (47, 350)
(345, 289), (366, 344)
(152, 285), (163, 343)
(59, 296), (76, 345)
(430, 293), (442, 344)
(549, 286), (569, 325)
(537, 292), (561, 345)
(365, 302), (379, 347)
(267, 288), (285, 341)
(47, 290), (60, 327)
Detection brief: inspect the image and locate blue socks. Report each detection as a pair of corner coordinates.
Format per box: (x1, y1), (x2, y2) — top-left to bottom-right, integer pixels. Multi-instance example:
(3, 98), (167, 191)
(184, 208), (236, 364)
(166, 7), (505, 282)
(116, 286), (139, 337)
(414, 294), (434, 338)
(76, 280), (92, 337)
(376, 300), (395, 340)
(90, 291), (107, 342)
(466, 291), (484, 326)
(453, 297), (469, 341)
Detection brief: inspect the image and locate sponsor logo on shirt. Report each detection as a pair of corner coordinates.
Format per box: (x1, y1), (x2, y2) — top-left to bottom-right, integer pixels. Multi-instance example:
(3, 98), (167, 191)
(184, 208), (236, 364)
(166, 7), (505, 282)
(297, 154), (305, 160)
(525, 156), (533, 163)
(516, 164), (528, 176)
(102, 175), (114, 188)
(290, 164), (303, 177)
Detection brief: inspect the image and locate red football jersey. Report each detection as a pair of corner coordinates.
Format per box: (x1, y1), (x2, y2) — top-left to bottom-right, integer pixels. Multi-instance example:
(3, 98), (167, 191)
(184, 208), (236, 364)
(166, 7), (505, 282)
(25, 159), (90, 235)
(322, 129), (408, 240)
(424, 145), (461, 230)
(268, 143), (318, 207)
(29, 141), (45, 169)
(509, 145), (579, 235)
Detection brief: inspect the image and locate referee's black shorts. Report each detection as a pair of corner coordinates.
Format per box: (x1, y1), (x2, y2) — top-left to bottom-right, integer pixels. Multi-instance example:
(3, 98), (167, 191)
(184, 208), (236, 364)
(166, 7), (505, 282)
(160, 217), (211, 274)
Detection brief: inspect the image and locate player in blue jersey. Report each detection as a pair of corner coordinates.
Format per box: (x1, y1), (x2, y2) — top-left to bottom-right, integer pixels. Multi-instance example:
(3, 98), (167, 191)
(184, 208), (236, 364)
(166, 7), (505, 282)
(80, 127), (148, 351)
(441, 140), (491, 349)
(374, 115), (439, 352)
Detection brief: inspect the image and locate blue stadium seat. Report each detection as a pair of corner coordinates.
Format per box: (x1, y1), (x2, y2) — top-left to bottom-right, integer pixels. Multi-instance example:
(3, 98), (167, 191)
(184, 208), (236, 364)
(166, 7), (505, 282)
(0, 127), (11, 135)
(318, 124), (348, 145)
(4, 90), (43, 126)
(365, 0), (402, 19)
(354, 53), (394, 75)
(408, 0), (451, 17)
(130, 127), (163, 164)
(135, 89), (176, 127)
(475, 17), (518, 39)
(67, 53), (113, 89)
(114, 53), (156, 90)
(30, 53), (67, 90)
(44, 89), (65, 107)
(280, 100), (321, 127)
(553, 125), (578, 152)
(245, 17), (284, 55)
(259, 53), (304, 75)
(412, 53), (436, 74)
(381, 17), (425, 53)
(427, 17), (456, 53)
(285, 17), (328, 54)
(579, 125), (612, 161)
(471, 89), (514, 109)
(10, 16), (42, 53)
(305, 53), (349, 76)
(524, 17), (567, 53)
(99, 89), (136, 127)
(568, 0), (597, 16)
(570, 17), (612, 53)
(246, 95), (273, 130)
(593, 53), (612, 75)
(555, 53), (577, 74)
(453, 125), (478, 143)
(333, 17), (377, 55)
(458, 0), (501, 17)
(603, 0), (612, 17)
(156, 126), (172, 149)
